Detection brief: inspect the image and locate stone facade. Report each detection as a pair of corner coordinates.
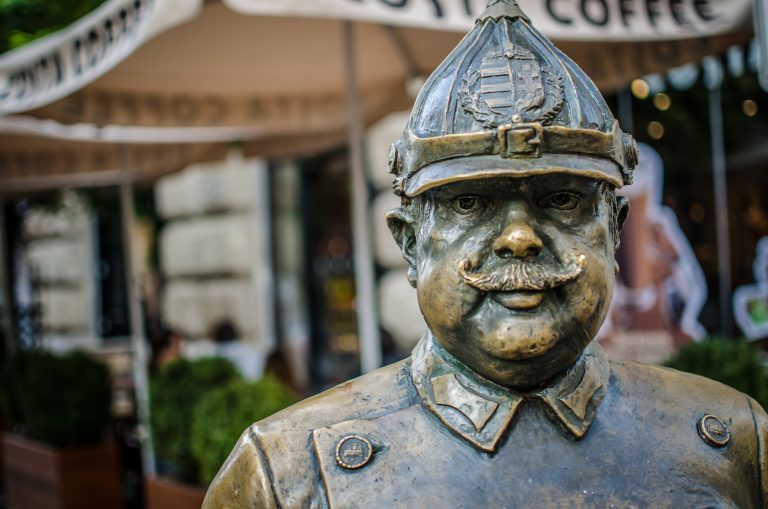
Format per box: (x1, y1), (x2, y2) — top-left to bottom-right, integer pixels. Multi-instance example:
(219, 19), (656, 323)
(156, 152), (274, 376)
(22, 192), (97, 349)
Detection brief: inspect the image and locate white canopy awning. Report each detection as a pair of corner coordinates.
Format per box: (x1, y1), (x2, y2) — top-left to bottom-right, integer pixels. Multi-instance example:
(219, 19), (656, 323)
(225, 0), (752, 41)
(0, 0), (202, 115)
(0, 0), (754, 184)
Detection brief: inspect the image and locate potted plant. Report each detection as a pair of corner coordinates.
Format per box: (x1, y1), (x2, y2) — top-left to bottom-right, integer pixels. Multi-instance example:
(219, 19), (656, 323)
(145, 357), (241, 508)
(664, 337), (768, 409)
(0, 349), (121, 509)
(190, 376), (297, 486)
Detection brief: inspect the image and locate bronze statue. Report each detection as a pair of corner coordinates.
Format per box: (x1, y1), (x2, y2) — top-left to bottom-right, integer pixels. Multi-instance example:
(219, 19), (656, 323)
(204, 1), (767, 507)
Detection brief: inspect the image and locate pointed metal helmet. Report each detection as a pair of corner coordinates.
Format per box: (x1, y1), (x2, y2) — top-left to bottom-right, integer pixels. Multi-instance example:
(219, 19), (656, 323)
(389, 0), (638, 197)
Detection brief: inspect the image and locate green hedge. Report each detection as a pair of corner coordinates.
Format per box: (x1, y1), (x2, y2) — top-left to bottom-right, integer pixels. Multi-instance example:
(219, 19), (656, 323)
(150, 357), (241, 484)
(190, 376), (297, 485)
(1, 349), (112, 447)
(664, 337), (768, 411)
(0, 0), (107, 53)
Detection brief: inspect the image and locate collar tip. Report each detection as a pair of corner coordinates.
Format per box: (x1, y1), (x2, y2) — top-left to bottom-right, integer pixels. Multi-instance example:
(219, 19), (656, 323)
(566, 424), (591, 440)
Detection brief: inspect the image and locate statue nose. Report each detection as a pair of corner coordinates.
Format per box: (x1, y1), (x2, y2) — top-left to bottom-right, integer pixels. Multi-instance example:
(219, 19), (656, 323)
(493, 222), (543, 259)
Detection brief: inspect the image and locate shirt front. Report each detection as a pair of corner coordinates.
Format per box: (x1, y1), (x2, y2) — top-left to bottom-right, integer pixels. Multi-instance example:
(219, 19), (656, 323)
(204, 333), (768, 509)
(309, 335), (764, 509)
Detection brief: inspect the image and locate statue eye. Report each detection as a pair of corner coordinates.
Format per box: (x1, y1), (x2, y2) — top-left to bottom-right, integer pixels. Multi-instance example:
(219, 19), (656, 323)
(455, 195), (481, 213)
(541, 192), (579, 210)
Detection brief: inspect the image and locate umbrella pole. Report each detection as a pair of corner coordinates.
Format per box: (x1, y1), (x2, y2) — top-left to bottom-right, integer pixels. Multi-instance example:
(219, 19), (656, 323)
(616, 88), (634, 134)
(118, 163), (156, 476)
(0, 199), (15, 354)
(344, 21), (382, 373)
(708, 86), (733, 336)
(252, 159), (278, 356)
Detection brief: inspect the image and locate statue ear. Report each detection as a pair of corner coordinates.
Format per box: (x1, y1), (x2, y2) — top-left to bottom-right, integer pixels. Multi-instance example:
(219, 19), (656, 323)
(616, 195), (630, 231)
(386, 208), (418, 288)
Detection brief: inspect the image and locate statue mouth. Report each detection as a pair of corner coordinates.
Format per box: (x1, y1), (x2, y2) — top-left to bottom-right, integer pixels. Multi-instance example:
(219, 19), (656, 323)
(458, 251), (587, 295)
(490, 290), (545, 310)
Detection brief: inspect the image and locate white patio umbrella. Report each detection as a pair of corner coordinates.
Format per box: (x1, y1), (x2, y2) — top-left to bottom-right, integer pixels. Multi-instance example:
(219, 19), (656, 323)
(0, 0), (754, 143)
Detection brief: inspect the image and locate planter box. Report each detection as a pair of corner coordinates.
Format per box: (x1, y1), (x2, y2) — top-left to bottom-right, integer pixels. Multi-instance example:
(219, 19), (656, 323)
(1, 432), (122, 509)
(145, 476), (206, 509)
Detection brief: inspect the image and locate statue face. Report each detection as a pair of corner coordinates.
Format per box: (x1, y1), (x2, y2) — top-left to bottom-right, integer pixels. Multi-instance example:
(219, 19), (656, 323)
(389, 174), (624, 389)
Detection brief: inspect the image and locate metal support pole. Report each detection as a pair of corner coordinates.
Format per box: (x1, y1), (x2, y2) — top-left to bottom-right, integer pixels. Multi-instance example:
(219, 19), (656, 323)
(252, 158), (278, 355)
(344, 21), (382, 373)
(754, 0), (768, 91)
(708, 87), (733, 336)
(0, 200), (16, 354)
(118, 165), (156, 476)
(616, 88), (634, 135)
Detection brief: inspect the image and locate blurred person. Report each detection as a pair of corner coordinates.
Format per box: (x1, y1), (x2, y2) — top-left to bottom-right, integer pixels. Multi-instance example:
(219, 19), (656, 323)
(149, 327), (182, 373)
(212, 318), (264, 379)
(264, 348), (299, 394)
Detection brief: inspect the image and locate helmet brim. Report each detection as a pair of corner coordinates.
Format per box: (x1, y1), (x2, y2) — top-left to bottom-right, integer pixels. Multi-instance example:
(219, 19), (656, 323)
(403, 153), (623, 197)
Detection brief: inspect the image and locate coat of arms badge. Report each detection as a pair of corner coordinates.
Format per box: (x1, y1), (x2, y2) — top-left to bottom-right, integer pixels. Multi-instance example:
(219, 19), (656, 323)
(459, 36), (564, 128)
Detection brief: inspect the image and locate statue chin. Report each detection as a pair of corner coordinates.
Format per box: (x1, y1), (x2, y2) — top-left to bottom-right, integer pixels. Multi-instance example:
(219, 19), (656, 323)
(479, 316), (560, 361)
(429, 305), (599, 389)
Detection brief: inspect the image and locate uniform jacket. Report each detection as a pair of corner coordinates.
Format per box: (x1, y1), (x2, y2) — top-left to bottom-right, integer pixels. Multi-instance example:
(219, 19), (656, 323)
(203, 335), (768, 508)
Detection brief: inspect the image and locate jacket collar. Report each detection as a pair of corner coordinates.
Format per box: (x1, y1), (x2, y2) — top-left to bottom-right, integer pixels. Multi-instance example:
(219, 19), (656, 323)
(411, 333), (610, 452)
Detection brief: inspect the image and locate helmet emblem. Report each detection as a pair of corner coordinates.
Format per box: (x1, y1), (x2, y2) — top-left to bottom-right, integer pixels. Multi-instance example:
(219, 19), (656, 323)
(459, 42), (563, 128)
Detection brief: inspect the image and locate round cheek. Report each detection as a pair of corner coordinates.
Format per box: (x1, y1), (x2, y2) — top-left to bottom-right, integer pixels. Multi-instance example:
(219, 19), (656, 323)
(566, 248), (614, 340)
(548, 218), (614, 339)
(416, 254), (481, 334)
(415, 229), (488, 335)
(417, 263), (462, 333)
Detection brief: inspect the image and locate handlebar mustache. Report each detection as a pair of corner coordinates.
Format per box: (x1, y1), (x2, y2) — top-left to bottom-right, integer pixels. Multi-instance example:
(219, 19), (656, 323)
(458, 252), (587, 292)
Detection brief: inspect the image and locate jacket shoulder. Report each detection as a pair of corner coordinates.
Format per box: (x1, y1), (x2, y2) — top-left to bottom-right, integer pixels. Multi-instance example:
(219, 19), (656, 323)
(609, 358), (757, 413)
(747, 392), (768, 507)
(202, 428), (277, 509)
(610, 359), (768, 505)
(205, 359), (417, 508)
(256, 358), (416, 435)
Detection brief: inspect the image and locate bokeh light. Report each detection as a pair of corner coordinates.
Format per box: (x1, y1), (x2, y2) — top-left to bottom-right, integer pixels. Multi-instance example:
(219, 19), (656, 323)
(653, 93), (671, 111)
(647, 121), (664, 139)
(743, 99), (758, 117)
(631, 79), (650, 99)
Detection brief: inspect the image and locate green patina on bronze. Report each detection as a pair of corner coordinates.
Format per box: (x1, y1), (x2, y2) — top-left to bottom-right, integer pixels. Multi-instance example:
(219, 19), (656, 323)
(203, 1), (767, 507)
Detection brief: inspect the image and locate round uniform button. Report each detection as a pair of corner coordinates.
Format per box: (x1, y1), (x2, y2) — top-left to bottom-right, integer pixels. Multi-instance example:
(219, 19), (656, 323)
(335, 435), (373, 470)
(698, 414), (730, 447)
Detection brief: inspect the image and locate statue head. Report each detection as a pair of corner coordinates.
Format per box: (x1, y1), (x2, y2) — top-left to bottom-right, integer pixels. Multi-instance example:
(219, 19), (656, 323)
(387, 0), (637, 389)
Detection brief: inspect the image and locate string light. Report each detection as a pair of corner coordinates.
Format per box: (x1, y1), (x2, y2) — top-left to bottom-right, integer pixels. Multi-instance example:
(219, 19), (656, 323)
(647, 121), (664, 140)
(653, 93), (671, 111)
(630, 79), (650, 100)
(742, 99), (758, 117)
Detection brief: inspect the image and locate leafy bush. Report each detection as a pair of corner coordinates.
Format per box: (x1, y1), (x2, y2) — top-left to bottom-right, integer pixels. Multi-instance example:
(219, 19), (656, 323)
(190, 376), (297, 485)
(150, 357), (241, 484)
(0, 349), (112, 447)
(664, 337), (768, 410)
(0, 0), (107, 53)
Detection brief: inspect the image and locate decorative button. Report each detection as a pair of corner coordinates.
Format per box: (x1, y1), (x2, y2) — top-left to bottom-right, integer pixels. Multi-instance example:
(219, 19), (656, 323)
(698, 414), (730, 447)
(335, 435), (373, 470)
